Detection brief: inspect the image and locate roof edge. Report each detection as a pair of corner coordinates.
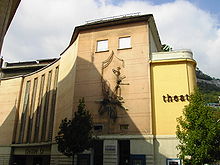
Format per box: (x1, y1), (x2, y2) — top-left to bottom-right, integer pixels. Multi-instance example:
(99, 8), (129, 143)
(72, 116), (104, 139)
(60, 14), (154, 55)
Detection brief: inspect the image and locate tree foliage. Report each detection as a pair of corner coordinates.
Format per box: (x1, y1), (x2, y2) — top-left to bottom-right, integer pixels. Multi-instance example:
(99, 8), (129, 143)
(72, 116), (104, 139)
(55, 98), (95, 163)
(176, 89), (220, 165)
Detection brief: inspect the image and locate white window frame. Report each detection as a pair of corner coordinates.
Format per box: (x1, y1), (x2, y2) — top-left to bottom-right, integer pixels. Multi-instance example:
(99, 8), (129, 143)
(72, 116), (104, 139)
(166, 159), (181, 165)
(118, 36), (131, 49)
(96, 40), (108, 52)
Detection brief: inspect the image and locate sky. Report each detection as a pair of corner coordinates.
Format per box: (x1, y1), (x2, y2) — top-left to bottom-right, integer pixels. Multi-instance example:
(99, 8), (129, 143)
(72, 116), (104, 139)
(2, 0), (220, 78)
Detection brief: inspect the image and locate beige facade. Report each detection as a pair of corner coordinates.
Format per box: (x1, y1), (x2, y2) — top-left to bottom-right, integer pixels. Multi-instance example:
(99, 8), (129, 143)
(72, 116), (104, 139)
(0, 14), (196, 165)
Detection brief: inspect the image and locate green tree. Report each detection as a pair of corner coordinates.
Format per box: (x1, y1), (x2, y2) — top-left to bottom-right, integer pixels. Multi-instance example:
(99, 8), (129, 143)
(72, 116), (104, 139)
(55, 98), (95, 165)
(176, 89), (220, 165)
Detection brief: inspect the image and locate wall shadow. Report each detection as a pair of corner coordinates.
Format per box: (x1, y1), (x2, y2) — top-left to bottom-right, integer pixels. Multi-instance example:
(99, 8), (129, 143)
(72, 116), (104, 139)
(0, 52), (171, 165)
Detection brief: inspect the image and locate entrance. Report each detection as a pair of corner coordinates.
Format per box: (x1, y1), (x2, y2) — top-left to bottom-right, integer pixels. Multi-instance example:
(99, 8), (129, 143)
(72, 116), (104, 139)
(12, 155), (50, 165)
(93, 140), (103, 165)
(33, 156), (43, 165)
(12, 155), (26, 165)
(118, 140), (130, 165)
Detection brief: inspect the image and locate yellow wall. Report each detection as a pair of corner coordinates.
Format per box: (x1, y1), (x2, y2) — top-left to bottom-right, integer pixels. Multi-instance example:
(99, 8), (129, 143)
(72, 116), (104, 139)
(151, 59), (196, 135)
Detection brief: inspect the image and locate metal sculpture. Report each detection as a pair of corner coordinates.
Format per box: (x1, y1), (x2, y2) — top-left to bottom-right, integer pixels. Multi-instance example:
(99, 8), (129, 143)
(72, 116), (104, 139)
(98, 51), (129, 121)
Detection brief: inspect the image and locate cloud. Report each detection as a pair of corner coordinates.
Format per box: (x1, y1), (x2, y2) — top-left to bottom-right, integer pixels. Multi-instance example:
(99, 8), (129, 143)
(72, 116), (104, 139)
(2, 0), (220, 78)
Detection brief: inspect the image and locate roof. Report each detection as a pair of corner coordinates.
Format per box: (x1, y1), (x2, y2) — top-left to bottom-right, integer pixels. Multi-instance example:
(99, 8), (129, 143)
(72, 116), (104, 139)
(61, 14), (162, 55)
(4, 58), (58, 67)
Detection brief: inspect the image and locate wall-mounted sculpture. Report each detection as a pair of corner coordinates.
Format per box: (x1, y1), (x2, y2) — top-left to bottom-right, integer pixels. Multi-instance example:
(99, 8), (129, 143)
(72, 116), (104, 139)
(98, 51), (129, 121)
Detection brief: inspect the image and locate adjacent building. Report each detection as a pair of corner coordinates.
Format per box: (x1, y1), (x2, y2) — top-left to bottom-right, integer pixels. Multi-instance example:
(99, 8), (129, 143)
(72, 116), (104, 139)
(0, 0), (21, 54)
(0, 14), (196, 165)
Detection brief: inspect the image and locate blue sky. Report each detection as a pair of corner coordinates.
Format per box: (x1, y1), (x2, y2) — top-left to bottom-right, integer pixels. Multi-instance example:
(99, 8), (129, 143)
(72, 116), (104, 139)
(111, 0), (220, 19)
(2, 0), (220, 78)
(188, 0), (220, 18)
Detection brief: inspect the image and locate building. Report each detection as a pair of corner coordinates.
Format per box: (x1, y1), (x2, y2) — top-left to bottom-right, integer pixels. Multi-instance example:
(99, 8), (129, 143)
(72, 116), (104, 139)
(0, 0), (21, 54)
(0, 58), (57, 78)
(0, 14), (196, 165)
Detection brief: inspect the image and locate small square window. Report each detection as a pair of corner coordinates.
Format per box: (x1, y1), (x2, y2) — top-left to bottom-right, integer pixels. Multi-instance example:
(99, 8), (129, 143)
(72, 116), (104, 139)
(120, 124), (129, 130)
(94, 124), (103, 131)
(119, 37), (131, 49)
(97, 40), (108, 52)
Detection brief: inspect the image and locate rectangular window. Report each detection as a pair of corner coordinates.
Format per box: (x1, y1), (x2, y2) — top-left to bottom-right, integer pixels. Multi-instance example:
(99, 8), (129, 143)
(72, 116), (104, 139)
(166, 159), (181, 165)
(97, 40), (108, 52)
(119, 37), (131, 49)
(41, 71), (52, 141)
(94, 124), (103, 131)
(120, 124), (129, 130)
(34, 74), (45, 142)
(19, 81), (31, 143)
(27, 78), (38, 143)
(48, 66), (59, 141)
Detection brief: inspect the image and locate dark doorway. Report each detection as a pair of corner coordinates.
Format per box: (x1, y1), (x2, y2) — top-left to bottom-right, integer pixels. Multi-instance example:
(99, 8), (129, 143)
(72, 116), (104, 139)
(33, 157), (43, 165)
(118, 140), (130, 165)
(12, 155), (26, 165)
(77, 154), (90, 165)
(93, 140), (103, 165)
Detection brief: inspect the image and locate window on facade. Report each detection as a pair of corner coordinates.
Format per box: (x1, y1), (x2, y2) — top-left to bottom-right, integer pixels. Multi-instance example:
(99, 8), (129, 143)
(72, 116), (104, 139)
(119, 37), (131, 49)
(166, 159), (181, 165)
(94, 124), (103, 131)
(120, 124), (129, 130)
(97, 40), (108, 52)
(19, 80), (31, 143)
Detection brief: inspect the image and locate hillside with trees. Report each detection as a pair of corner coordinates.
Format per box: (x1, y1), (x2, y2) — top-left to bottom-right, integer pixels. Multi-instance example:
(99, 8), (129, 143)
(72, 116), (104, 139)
(196, 68), (220, 103)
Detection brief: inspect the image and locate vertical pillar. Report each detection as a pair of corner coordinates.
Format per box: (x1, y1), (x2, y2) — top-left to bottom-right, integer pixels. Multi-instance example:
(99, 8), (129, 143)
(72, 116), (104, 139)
(103, 140), (118, 165)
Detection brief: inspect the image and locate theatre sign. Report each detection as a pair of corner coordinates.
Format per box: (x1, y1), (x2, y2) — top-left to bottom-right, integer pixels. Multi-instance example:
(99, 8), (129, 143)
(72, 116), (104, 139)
(162, 94), (190, 103)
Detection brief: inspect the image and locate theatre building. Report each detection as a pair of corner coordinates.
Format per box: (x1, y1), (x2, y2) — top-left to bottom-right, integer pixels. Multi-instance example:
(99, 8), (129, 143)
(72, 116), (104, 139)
(0, 14), (196, 165)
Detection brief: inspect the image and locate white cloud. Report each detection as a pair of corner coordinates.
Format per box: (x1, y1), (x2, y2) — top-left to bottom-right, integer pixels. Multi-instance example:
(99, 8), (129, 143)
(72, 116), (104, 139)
(2, 0), (220, 77)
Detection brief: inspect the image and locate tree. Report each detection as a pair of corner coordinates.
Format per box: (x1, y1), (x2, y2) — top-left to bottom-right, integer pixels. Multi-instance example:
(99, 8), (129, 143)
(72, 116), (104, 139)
(55, 98), (95, 165)
(176, 89), (220, 165)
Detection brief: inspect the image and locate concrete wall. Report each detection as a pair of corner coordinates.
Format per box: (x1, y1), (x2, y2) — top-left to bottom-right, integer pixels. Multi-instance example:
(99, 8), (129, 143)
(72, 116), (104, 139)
(154, 135), (180, 165)
(131, 138), (154, 164)
(14, 60), (60, 144)
(0, 77), (22, 164)
(52, 37), (78, 140)
(74, 21), (153, 135)
(0, 77), (23, 145)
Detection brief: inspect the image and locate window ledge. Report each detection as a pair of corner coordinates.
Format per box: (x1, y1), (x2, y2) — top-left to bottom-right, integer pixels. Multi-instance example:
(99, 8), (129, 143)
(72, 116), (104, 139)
(95, 50), (109, 53)
(117, 47), (132, 50)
